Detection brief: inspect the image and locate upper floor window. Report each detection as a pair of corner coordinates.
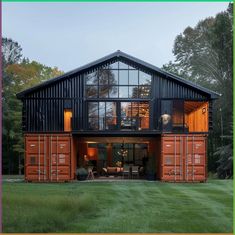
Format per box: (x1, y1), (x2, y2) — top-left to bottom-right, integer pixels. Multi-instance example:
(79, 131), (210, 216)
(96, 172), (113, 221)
(85, 61), (152, 99)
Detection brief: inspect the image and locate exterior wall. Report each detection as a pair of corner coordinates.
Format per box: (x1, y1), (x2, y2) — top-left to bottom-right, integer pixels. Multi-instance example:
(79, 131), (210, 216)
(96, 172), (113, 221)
(25, 133), (74, 182)
(22, 74), (83, 132)
(21, 58), (211, 133)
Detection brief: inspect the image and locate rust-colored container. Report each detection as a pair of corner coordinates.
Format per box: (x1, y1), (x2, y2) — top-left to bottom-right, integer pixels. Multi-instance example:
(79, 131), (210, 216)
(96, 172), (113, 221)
(25, 134), (74, 182)
(160, 134), (207, 182)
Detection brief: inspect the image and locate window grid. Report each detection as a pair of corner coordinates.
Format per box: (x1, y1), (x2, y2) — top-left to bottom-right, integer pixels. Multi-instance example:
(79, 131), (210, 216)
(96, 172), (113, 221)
(85, 61), (152, 99)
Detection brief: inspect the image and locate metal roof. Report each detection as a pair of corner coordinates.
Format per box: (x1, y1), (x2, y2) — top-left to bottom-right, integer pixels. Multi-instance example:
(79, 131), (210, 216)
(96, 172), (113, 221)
(16, 50), (221, 99)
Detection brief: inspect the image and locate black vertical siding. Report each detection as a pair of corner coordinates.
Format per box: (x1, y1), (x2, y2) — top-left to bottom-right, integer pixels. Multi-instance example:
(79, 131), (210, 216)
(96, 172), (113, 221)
(23, 74), (82, 132)
(155, 75), (207, 99)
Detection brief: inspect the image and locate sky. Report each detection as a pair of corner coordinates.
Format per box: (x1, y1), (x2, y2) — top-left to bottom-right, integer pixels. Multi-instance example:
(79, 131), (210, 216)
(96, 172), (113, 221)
(3, 2), (228, 72)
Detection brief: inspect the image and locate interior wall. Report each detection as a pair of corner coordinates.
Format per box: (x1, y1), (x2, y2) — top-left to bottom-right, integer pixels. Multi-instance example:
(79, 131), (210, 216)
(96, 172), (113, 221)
(64, 109), (72, 131)
(185, 102), (209, 132)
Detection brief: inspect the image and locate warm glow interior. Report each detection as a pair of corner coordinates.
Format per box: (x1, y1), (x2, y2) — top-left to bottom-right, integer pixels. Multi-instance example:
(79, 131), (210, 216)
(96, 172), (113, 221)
(184, 101), (209, 132)
(64, 109), (72, 131)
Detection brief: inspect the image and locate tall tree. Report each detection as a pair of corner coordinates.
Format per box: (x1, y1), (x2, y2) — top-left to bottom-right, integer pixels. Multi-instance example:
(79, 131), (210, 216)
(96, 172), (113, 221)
(163, 4), (233, 177)
(2, 38), (22, 64)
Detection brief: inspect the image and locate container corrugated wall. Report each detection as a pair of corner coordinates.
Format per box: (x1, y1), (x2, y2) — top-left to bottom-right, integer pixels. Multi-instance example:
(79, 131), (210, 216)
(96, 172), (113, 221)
(160, 134), (207, 182)
(25, 134), (74, 182)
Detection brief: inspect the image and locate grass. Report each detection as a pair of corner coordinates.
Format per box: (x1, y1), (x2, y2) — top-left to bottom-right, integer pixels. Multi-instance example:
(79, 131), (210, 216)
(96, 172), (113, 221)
(2, 179), (233, 233)
(2, 174), (24, 180)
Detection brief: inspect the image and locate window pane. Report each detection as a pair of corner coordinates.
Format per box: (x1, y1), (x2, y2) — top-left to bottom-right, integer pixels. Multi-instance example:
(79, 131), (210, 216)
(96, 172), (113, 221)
(160, 100), (172, 132)
(119, 86), (128, 98)
(106, 102), (116, 117)
(86, 86), (98, 98)
(139, 86), (151, 98)
(139, 102), (149, 129)
(109, 86), (118, 98)
(121, 102), (132, 129)
(139, 102), (149, 117)
(98, 144), (107, 160)
(108, 62), (118, 69)
(106, 102), (117, 130)
(129, 86), (138, 98)
(99, 102), (105, 130)
(99, 85), (109, 98)
(88, 102), (98, 130)
(139, 71), (151, 85)
(109, 70), (118, 85)
(129, 70), (138, 85)
(119, 70), (128, 85)
(88, 102), (98, 117)
(119, 62), (129, 69)
(98, 69), (109, 85)
(132, 102), (139, 117)
(85, 72), (98, 85)
(131, 103), (139, 129)
(172, 100), (184, 132)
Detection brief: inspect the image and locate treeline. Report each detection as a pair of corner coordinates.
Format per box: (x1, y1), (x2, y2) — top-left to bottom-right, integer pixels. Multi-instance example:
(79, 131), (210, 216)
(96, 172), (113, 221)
(2, 4), (233, 178)
(2, 38), (63, 174)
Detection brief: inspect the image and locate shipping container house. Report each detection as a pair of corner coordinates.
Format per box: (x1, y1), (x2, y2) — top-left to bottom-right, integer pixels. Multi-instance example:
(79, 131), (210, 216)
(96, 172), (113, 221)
(17, 51), (220, 182)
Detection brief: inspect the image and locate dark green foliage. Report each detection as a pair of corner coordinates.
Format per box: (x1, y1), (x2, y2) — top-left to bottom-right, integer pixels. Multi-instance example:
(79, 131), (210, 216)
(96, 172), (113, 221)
(214, 125), (233, 178)
(214, 142), (233, 179)
(163, 4), (233, 176)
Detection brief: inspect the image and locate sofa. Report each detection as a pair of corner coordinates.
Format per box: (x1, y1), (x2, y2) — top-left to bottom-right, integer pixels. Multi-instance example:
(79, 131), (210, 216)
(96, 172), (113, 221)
(103, 167), (123, 176)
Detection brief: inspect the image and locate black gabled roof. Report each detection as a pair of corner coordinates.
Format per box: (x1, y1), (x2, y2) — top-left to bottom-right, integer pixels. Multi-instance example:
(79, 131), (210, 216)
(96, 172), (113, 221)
(17, 50), (221, 99)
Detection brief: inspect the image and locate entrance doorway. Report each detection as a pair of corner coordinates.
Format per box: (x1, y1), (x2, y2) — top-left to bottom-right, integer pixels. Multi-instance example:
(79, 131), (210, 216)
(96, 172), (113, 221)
(112, 143), (148, 166)
(76, 137), (152, 178)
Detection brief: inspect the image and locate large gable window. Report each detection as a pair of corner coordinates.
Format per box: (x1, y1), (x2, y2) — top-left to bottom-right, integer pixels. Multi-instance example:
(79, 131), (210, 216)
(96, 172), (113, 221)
(85, 61), (152, 99)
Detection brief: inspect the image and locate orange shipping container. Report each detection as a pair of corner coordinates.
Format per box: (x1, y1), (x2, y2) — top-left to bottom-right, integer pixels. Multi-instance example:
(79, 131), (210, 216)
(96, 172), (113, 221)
(25, 134), (75, 182)
(160, 134), (207, 182)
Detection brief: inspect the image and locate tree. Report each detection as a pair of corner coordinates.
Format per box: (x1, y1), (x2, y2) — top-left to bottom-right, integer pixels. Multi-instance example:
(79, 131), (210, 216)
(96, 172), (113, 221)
(213, 124), (233, 178)
(2, 38), (22, 66)
(162, 4), (233, 176)
(2, 37), (63, 174)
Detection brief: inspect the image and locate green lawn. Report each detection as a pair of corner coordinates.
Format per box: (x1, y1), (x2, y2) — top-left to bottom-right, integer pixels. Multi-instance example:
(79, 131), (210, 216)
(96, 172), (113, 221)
(2, 179), (233, 233)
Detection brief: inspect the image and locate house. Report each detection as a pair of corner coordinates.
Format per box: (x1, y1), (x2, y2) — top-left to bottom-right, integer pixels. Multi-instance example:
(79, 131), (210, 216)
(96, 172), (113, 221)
(17, 51), (220, 182)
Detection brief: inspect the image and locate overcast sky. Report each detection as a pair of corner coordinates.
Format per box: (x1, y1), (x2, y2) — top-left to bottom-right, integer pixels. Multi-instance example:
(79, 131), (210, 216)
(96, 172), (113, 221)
(3, 2), (228, 72)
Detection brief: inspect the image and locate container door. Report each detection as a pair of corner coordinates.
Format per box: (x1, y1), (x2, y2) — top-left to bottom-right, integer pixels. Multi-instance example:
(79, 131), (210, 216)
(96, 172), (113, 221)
(185, 136), (206, 182)
(49, 135), (71, 182)
(25, 135), (48, 182)
(162, 136), (184, 182)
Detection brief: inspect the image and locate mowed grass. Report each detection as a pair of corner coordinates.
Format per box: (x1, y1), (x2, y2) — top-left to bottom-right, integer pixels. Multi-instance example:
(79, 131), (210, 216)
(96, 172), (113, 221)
(3, 179), (233, 233)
